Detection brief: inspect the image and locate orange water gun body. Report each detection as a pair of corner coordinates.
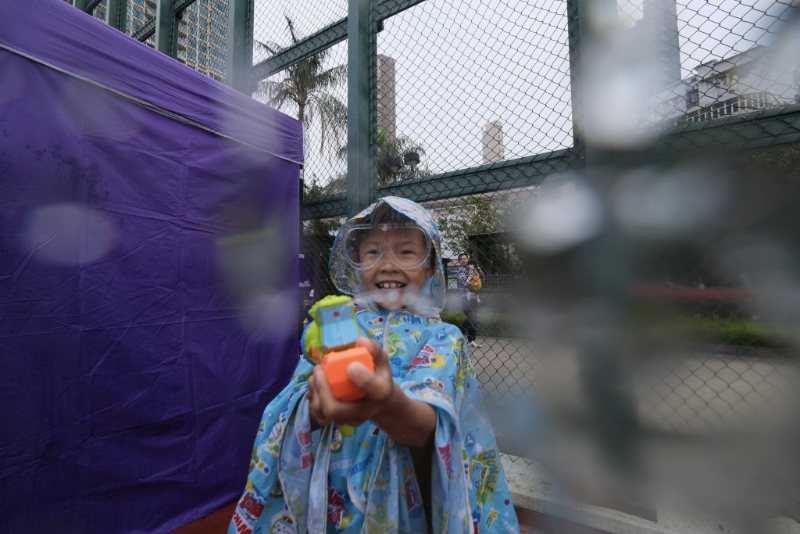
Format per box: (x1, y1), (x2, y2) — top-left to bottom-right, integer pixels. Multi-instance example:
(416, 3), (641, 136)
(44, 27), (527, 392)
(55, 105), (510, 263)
(304, 296), (374, 402)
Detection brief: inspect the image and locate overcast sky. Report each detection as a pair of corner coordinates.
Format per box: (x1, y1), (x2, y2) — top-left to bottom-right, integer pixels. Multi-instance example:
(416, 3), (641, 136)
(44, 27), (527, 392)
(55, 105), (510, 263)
(252, 0), (794, 185)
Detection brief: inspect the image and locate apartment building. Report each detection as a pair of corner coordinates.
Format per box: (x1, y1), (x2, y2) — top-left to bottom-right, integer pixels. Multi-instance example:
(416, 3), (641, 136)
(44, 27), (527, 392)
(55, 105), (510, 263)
(74, 0), (227, 82)
(176, 0), (228, 82)
(644, 45), (799, 128)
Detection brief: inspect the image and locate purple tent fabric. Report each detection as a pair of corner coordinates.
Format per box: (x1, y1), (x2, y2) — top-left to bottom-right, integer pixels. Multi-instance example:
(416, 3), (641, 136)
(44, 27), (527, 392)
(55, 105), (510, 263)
(0, 1), (303, 532)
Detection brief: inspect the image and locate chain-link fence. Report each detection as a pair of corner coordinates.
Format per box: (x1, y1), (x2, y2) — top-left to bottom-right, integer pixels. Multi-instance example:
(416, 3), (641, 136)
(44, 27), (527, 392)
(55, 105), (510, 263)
(66, 0), (800, 528)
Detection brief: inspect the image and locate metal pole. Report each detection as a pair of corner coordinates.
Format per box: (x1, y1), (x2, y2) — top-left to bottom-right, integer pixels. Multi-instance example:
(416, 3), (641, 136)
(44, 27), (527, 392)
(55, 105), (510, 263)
(346, 0), (376, 217)
(226, 0), (249, 92)
(568, 0), (642, 477)
(155, 0), (176, 57)
(105, 0), (127, 32)
(568, 0), (618, 168)
(566, 0), (585, 161)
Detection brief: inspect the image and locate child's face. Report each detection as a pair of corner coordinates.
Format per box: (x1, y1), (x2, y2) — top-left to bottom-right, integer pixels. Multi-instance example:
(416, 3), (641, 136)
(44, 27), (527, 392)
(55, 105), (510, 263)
(358, 227), (435, 306)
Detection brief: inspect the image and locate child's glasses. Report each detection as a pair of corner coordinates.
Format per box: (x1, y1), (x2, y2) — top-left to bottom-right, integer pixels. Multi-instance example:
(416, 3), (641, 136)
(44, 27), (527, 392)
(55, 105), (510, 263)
(342, 223), (432, 271)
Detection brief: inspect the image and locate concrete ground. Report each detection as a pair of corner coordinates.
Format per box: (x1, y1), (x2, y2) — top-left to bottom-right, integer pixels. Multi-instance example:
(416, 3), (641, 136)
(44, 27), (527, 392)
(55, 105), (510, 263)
(468, 335), (800, 446)
(470, 335), (800, 534)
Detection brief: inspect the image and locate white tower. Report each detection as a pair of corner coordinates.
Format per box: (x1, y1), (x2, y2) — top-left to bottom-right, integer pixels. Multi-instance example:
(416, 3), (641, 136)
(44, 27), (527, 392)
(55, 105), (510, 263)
(482, 120), (504, 164)
(378, 54), (397, 143)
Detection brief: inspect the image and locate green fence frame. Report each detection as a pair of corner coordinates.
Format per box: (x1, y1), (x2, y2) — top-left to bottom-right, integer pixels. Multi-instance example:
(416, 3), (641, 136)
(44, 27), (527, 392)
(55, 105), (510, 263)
(68, 0), (800, 221)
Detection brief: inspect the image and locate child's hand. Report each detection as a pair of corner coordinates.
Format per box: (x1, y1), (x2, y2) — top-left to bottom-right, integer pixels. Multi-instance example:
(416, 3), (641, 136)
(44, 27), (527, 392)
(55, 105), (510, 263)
(307, 337), (395, 428)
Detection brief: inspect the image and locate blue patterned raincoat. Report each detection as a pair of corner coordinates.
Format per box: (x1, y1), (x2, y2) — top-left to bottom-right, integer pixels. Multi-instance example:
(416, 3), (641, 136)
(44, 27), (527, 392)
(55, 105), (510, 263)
(229, 197), (519, 534)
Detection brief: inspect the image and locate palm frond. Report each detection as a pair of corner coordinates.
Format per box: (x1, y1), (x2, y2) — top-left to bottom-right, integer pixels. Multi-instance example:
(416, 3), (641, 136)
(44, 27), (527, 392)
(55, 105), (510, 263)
(310, 93), (348, 153)
(253, 39), (281, 56)
(314, 64), (348, 91)
(253, 16), (348, 157)
(285, 15), (300, 45)
(256, 79), (294, 109)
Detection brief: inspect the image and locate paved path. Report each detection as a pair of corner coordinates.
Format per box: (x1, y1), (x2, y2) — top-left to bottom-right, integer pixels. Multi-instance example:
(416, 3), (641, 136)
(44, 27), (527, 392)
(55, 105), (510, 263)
(467, 336), (800, 455)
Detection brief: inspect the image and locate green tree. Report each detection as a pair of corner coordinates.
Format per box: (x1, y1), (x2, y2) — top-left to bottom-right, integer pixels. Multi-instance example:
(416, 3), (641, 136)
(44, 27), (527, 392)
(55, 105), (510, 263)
(376, 131), (426, 183)
(437, 196), (503, 254)
(437, 196), (519, 273)
(303, 172), (346, 199)
(337, 130), (428, 183)
(736, 144), (800, 185)
(304, 217), (342, 236)
(302, 180), (344, 235)
(254, 17), (347, 154)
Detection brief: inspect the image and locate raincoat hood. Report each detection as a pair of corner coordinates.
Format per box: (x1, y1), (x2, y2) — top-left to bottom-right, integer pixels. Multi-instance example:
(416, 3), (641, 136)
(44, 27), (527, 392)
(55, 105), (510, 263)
(329, 196), (446, 315)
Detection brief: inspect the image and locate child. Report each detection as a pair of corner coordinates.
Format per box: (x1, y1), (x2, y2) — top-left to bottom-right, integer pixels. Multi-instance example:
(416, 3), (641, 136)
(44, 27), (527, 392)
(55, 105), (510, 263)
(467, 258), (485, 305)
(457, 254), (484, 347)
(229, 197), (519, 533)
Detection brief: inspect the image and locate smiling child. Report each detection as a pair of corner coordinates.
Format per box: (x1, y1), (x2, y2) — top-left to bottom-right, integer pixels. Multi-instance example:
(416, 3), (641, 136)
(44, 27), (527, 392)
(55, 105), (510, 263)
(229, 196), (519, 533)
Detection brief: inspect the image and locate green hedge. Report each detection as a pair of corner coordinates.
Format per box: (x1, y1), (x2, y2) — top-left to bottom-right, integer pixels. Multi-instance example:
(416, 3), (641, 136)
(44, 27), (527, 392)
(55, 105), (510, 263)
(440, 311), (517, 338)
(632, 315), (787, 348)
(440, 311), (466, 326)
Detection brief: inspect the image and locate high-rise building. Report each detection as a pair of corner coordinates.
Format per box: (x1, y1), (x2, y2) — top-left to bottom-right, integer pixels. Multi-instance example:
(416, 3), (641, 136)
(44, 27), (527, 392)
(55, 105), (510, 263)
(70, 0), (227, 82)
(378, 54), (397, 143)
(482, 120), (504, 164)
(81, 0), (156, 46)
(176, 0), (228, 82)
(641, 0), (681, 90)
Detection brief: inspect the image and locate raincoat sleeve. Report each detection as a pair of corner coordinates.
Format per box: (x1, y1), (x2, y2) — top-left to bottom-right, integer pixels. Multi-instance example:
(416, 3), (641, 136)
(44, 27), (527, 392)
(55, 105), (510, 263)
(228, 358), (315, 534)
(401, 324), (519, 533)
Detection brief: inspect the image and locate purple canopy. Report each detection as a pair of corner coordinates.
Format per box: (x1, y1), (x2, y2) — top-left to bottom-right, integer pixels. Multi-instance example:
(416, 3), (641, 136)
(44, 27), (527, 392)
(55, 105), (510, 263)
(0, 1), (303, 531)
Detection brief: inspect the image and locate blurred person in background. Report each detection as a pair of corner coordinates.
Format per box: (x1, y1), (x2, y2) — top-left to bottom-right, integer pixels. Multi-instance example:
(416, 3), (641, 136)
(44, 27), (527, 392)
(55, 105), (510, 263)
(457, 253), (484, 348)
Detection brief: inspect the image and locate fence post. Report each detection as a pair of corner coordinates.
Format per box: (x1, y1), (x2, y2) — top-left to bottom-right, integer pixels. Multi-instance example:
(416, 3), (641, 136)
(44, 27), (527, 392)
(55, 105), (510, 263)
(568, 0), (642, 475)
(226, 0), (250, 92)
(347, 0), (376, 217)
(105, 0), (127, 32)
(568, 0), (618, 169)
(155, 0), (177, 57)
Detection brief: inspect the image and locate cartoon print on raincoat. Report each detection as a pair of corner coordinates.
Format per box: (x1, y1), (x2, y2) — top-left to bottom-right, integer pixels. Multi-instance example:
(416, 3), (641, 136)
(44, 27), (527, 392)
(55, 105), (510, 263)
(229, 196), (519, 533)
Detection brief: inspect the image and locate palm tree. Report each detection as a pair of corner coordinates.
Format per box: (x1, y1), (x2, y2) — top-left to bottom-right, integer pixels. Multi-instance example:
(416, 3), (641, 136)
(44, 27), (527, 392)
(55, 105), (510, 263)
(374, 131), (425, 184)
(254, 16), (348, 154)
(336, 130), (427, 184)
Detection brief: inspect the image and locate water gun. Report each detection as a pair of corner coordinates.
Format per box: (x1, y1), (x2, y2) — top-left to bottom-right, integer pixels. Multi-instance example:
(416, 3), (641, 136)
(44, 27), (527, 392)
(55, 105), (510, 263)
(303, 295), (374, 402)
